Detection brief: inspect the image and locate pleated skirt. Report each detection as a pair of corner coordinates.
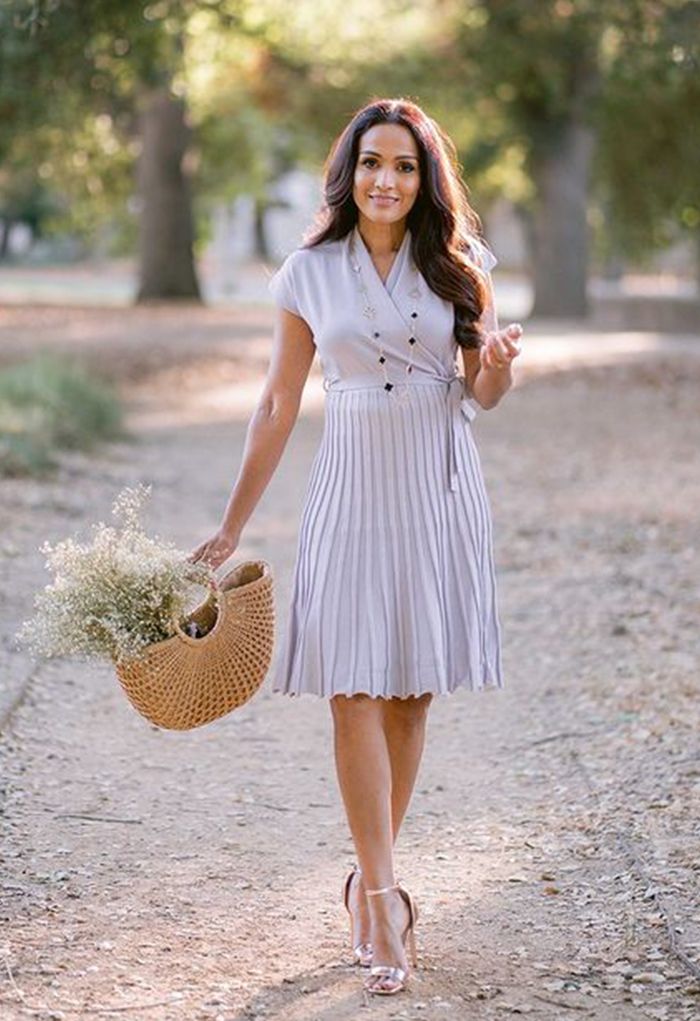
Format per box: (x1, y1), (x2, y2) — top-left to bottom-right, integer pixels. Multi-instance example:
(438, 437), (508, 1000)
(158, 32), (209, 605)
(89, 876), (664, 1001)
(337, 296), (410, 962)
(270, 383), (503, 699)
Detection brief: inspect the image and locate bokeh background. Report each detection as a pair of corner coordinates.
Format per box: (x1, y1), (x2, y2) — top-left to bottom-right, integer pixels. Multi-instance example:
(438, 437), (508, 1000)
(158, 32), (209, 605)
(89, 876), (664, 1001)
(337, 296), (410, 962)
(1, 4), (699, 1020)
(1, 0), (698, 319)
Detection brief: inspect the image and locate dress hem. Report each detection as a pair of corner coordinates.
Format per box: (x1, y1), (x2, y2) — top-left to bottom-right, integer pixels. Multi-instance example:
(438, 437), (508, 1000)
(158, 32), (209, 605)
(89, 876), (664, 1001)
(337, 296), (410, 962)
(268, 677), (504, 700)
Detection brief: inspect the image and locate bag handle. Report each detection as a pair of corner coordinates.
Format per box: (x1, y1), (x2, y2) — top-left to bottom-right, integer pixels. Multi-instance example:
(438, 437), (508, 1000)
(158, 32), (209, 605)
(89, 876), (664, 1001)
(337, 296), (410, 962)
(172, 576), (225, 645)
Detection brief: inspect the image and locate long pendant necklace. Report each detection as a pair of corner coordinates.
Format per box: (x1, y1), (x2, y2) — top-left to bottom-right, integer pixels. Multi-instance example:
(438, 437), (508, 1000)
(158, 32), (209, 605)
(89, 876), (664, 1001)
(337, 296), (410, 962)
(349, 231), (423, 402)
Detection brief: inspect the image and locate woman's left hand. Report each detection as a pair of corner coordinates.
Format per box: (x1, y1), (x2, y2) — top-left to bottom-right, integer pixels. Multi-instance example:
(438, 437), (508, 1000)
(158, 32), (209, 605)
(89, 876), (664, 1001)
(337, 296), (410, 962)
(480, 323), (523, 372)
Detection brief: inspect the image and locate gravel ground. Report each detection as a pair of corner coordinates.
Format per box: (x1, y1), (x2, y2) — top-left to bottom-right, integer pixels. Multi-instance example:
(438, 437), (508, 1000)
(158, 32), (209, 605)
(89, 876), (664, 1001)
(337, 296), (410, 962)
(1, 307), (699, 1021)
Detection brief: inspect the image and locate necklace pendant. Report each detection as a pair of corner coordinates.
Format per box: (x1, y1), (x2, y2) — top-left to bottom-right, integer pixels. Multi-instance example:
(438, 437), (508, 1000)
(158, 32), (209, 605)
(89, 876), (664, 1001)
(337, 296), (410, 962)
(351, 232), (423, 391)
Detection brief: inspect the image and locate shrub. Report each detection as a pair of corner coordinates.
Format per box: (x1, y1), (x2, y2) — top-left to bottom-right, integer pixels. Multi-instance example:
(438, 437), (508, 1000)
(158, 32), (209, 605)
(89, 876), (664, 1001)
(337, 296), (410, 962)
(0, 354), (126, 476)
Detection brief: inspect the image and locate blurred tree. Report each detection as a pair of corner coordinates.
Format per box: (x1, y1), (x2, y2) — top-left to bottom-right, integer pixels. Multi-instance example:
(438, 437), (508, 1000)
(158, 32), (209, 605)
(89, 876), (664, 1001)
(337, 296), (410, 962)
(2, 0), (696, 311)
(0, 150), (58, 259)
(428, 0), (700, 316)
(184, 10), (311, 263)
(1, 1), (484, 285)
(1, 0), (201, 300)
(593, 2), (700, 280)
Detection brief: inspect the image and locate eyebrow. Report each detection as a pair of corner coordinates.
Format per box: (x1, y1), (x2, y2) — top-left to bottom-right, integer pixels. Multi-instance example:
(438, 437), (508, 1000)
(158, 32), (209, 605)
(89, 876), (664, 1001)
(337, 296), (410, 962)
(359, 149), (419, 161)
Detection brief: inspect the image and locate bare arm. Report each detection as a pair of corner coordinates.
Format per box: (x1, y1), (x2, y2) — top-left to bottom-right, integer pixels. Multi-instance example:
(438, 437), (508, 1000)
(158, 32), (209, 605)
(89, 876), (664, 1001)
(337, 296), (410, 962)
(461, 271), (522, 410)
(189, 307), (316, 568)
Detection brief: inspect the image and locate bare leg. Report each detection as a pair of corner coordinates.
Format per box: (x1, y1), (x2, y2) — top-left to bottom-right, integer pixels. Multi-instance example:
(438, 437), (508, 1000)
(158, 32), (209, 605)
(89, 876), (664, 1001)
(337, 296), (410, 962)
(383, 693), (433, 840)
(330, 694), (394, 891)
(330, 692), (433, 984)
(331, 694), (391, 955)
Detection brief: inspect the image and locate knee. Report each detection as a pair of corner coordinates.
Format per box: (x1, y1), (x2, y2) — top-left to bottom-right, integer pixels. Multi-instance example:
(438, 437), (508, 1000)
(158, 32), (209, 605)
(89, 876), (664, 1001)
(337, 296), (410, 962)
(330, 693), (381, 731)
(385, 693), (432, 731)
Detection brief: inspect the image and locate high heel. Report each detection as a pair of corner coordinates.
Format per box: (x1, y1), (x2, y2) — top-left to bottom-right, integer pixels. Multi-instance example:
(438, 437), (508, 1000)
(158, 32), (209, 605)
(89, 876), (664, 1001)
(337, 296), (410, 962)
(363, 881), (419, 996)
(341, 865), (372, 967)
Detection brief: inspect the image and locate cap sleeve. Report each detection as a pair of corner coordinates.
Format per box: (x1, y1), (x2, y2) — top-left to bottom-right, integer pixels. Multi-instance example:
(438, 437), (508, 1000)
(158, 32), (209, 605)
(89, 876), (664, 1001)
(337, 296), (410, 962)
(268, 253), (301, 316)
(468, 236), (498, 274)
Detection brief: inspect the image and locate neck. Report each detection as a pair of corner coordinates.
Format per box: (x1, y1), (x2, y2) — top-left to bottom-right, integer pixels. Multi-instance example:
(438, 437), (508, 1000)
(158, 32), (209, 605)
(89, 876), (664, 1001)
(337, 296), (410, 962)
(356, 215), (407, 256)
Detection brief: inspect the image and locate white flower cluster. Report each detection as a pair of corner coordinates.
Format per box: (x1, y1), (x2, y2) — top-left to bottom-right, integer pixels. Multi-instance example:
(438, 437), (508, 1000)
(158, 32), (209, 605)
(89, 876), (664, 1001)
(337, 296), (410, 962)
(17, 484), (213, 663)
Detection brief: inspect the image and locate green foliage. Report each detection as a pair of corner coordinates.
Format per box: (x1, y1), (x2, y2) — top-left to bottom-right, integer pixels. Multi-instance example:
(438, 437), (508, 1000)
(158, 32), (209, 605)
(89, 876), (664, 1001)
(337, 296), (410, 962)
(428, 0), (700, 260)
(592, 1), (700, 258)
(0, 355), (126, 476)
(1, 0), (698, 269)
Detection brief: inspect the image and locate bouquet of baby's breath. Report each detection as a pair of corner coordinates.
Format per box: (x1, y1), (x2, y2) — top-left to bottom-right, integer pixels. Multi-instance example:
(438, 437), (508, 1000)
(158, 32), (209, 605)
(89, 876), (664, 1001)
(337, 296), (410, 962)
(17, 484), (214, 663)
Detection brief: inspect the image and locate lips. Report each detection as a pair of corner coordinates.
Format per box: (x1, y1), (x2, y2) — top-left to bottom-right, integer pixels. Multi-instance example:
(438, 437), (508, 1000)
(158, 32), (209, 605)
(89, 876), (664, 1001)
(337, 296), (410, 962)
(370, 195), (399, 204)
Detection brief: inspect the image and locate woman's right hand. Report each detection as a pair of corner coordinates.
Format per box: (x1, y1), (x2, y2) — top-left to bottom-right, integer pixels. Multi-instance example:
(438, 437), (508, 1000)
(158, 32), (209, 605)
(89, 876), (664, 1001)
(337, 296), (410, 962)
(188, 527), (240, 571)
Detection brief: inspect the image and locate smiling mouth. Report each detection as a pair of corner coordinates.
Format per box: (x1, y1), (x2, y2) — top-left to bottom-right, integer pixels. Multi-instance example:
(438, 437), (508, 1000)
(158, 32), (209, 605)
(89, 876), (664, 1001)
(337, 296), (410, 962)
(370, 195), (399, 202)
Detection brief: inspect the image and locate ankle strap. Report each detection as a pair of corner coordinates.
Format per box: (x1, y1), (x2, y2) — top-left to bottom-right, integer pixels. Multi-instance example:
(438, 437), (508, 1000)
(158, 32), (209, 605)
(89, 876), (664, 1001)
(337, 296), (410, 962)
(365, 883), (400, 897)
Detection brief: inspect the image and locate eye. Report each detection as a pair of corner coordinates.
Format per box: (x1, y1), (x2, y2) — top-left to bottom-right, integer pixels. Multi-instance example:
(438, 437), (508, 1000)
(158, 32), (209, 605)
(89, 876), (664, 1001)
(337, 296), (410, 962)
(361, 157), (377, 168)
(399, 162), (416, 173)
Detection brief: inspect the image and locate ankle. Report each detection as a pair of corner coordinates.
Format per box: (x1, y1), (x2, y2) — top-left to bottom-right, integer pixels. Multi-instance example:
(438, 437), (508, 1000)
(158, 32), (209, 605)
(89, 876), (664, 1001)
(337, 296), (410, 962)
(365, 880), (399, 897)
(367, 886), (405, 920)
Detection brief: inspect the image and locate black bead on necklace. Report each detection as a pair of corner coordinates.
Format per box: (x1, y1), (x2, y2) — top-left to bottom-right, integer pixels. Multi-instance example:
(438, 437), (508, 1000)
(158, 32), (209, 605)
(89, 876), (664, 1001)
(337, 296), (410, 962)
(349, 232), (423, 398)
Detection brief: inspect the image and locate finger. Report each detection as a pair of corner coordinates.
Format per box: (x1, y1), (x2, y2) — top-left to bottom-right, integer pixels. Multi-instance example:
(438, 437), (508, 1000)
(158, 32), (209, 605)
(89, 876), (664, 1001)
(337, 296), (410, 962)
(485, 345), (502, 369)
(191, 542), (218, 566)
(484, 340), (508, 369)
(502, 327), (522, 347)
(490, 338), (510, 365)
(499, 324), (522, 345)
(486, 349), (505, 370)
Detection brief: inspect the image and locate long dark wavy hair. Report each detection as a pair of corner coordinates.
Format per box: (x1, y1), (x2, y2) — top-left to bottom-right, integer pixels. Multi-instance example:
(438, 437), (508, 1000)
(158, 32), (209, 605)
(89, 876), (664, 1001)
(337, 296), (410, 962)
(303, 98), (492, 349)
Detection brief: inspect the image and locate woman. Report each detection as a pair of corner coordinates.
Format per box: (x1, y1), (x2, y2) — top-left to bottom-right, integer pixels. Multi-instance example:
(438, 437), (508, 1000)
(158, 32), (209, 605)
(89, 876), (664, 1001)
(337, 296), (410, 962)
(190, 97), (522, 996)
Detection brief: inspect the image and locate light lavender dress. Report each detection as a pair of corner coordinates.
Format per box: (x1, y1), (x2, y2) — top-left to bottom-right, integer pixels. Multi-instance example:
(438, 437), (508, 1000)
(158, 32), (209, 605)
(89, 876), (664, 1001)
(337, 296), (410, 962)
(267, 224), (503, 699)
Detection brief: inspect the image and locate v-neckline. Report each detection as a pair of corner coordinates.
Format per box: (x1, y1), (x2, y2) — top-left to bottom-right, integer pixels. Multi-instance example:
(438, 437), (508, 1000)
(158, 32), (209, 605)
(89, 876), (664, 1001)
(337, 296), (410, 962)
(353, 225), (411, 294)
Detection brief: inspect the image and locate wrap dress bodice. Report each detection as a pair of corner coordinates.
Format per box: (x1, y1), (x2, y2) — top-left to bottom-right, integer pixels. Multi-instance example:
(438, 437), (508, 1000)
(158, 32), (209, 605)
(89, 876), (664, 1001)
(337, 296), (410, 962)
(268, 226), (499, 492)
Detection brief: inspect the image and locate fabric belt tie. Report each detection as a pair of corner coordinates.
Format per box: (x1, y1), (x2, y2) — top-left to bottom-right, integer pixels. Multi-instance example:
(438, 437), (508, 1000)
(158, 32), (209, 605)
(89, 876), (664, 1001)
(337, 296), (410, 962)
(323, 373), (477, 493)
(445, 374), (476, 492)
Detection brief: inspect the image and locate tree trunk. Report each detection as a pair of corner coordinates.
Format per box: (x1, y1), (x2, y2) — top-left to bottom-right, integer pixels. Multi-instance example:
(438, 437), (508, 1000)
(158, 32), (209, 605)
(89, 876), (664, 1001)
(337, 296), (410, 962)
(529, 117), (596, 318)
(526, 45), (601, 319)
(0, 218), (13, 261)
(253, 198), (269, 262)
(136, 89), (201, 303)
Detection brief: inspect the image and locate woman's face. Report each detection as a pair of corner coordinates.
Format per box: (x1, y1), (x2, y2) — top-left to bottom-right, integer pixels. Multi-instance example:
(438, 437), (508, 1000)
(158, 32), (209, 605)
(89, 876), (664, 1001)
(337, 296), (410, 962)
(353, 122), (421, 226)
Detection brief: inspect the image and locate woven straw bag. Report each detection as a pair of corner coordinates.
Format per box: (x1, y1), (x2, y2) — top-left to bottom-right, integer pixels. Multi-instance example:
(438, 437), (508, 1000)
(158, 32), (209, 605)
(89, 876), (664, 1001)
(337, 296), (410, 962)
(115, 559), (274, 730)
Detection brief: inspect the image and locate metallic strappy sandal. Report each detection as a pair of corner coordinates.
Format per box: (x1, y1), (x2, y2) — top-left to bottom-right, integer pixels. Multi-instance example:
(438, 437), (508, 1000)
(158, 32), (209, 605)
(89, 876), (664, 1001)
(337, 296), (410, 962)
(342, 864), (372, 967)
(363, 881), (419, 996)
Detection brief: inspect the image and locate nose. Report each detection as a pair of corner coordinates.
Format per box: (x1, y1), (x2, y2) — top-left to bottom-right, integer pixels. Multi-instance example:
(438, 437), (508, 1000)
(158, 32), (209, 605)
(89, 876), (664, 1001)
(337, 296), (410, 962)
(375, 166), (397, 190)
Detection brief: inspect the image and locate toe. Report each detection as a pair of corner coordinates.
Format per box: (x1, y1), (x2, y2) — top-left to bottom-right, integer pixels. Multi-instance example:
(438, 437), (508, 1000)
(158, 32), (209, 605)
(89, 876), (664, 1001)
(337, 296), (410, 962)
(366, 975), (402, 994)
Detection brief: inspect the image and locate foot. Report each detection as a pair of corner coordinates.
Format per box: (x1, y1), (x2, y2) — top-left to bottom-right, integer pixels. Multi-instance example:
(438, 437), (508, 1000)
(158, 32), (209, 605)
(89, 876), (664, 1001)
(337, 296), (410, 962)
(344, 867), (372, 965)
(365, 886), (412, 993)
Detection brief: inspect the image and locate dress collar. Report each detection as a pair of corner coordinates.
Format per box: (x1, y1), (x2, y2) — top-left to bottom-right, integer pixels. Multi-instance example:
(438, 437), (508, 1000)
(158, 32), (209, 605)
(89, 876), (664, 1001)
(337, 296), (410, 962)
(350, 224), (412, 295)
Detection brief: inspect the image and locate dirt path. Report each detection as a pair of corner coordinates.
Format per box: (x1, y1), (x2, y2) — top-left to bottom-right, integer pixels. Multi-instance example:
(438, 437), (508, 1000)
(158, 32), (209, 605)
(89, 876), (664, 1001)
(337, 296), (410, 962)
(1, 310), (699, 1020)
